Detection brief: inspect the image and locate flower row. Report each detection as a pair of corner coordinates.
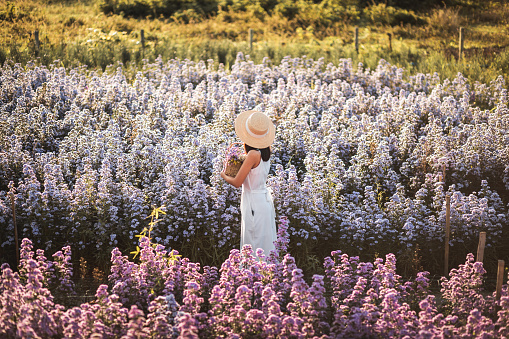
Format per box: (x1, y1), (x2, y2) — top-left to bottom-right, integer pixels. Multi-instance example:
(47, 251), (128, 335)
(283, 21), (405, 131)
(0, 54), (507, 271)
(2, 234), (509, 338)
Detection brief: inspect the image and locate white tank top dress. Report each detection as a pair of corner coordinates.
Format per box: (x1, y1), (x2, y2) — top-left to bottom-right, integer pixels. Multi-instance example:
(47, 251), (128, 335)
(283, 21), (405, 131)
(240, 155), (277, 256)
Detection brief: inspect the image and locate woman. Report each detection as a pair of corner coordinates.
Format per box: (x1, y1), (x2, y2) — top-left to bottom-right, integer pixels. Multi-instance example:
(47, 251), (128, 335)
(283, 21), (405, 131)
(220, 110), (277, 256)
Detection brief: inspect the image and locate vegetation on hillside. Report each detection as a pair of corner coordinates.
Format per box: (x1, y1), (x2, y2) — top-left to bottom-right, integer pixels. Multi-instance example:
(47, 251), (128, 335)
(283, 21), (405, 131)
(0, 0), (508, 84)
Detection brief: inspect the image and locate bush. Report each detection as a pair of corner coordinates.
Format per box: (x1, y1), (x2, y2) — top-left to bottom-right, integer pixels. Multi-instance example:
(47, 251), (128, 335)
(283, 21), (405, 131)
(98, 0), (218, 19)
(273, 0), (304, 20)
(316, 0), (362, 26)
(171, 8), (202, 24)
(359, 0), (455, 11)
(272, 0), (362, 28)
(0, 1), (32, 22)
(364, 3), (424, 26)
(428, 7), (463, 35)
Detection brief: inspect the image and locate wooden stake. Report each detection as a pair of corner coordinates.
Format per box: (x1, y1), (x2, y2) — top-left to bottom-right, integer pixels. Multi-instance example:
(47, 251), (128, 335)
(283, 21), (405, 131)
(442, 163), (446, 183)
(10, 190), (19, 266)
(34, 30), (40, 52)
(140, 29), (145, 49)
(249, 28), (253, 51)
(354, 27), (359, 54)
(387, 33), (392, 52)
(459, 27), (464, 60)
(444, 194), (451, 276)
(496, 260), (505, 300)
(477, 232), (486, 262)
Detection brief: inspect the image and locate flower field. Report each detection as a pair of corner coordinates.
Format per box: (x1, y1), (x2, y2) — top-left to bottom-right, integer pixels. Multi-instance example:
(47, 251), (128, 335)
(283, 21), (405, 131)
(2, 225), (509, 337)
(1, 53), (509, 337)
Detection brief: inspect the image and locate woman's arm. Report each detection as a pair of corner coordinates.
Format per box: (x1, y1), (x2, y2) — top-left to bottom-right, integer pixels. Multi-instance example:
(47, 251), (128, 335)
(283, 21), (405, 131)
(221, 150), (261, 188)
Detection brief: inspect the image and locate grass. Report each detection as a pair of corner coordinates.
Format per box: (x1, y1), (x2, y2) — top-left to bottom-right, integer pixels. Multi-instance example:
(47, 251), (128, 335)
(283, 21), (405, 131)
(1, 0), (509, 83)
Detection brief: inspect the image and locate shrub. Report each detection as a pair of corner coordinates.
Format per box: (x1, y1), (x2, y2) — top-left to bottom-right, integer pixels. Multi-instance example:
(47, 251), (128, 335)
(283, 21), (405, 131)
(98, 0), (218, 19)
(273, 0), (303, 20)
(364, 3), (424, 26)
(0, 1), (32, 22)
(428, 7), (463, 35)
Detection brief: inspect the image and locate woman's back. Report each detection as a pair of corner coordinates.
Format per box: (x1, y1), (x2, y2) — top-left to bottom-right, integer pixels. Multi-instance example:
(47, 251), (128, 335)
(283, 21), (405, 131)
(242, 157), (270, 192)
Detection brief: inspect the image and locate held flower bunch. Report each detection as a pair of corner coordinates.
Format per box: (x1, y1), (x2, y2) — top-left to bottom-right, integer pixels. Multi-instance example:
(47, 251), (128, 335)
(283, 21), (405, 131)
(223, 142), (246, 177)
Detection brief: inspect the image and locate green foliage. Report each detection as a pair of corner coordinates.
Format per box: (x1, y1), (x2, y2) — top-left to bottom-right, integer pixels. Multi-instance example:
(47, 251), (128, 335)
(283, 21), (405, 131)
(272, 0), (362, 28)
(95, 0), (503, 20)
(172, 8), (203, 24)
(63, 16), (85, 27)
(315, 0), (362, 26)
(2, 30), (508, 88)
(273, 0), (304, 20)
(0, 2), (31, 22)
(1, 0), (508, 86)
(217, 0), (248, 12)
(427, 7), (463, 36)
(364, 3), (424, 26)
(359, 0), (455, 11)
(98, 0), (218, 19)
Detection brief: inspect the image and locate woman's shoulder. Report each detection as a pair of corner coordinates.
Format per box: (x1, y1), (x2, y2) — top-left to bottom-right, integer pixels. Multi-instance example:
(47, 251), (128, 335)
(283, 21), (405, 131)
(246, 149), (262, 158)
(245, 149), (262, 168)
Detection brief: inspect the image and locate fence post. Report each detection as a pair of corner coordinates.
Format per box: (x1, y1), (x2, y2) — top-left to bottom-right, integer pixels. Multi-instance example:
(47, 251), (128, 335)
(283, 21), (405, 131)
(140, 29), (145, 49)
(459, 27), (464, 60)
(444, 194), (451, 276)
(496, 260), (505, 300)
(10, 189), (19, 266)
(387, 33), (392, 52)
(34, 30), (40, 52)
(477, 232), (486, 262)
(249, 28), (253, 51)
(354, 27), (359, 54)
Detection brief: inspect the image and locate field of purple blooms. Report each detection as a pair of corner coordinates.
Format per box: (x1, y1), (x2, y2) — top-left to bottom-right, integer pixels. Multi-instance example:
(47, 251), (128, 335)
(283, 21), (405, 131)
(1, 53), (508, 274)
(2, 220), (509, 338)
(1, 53), (509, 336)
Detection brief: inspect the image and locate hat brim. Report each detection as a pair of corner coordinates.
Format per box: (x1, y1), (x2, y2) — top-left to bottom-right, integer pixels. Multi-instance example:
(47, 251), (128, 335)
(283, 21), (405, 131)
(234, 110), (276, 149)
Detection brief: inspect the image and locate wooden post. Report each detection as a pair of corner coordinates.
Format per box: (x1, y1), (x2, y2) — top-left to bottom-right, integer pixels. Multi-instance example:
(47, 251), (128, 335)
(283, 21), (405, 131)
(249, 28), (253, 51)
(387, 33), (392, 52)
(444, 194), (451, 276)
(442, 163), (446, 183)
(496, 260), (505, 300)
(10, 190), (19, 266)
(477, 232), (486, 262)
(459, 27), (464, 60)
(354, 27), (359, 54)
(140, 29), (145, 49)
(34, 30), (40, 52)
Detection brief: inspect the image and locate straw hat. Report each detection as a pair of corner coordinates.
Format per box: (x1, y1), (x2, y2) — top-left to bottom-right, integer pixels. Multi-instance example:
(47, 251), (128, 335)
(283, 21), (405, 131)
(234, 110), (275, 149)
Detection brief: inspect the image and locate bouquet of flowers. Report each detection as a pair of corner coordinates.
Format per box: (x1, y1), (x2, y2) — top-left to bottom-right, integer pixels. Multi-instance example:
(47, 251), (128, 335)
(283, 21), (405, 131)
(223, 142), (246, 177)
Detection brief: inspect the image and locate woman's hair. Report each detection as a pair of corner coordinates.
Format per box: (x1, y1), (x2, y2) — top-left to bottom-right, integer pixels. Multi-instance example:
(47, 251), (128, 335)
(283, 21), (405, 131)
(245, 144), (271, 162)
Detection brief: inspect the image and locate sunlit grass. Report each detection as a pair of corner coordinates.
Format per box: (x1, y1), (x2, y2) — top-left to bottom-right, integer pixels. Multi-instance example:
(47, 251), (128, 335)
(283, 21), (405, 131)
(1, 0), (509, 86)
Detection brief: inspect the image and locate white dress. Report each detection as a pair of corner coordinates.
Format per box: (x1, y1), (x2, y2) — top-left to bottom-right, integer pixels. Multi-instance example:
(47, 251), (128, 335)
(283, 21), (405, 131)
(240, 155), (277, 256)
